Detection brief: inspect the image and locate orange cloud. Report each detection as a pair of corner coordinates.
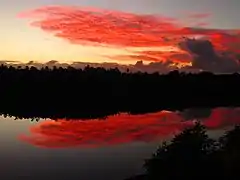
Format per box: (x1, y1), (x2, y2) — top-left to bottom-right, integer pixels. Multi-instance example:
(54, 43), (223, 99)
(138, 50), (192, 63)
(19, 6), (182, 47)
(19, 111), (193, 148)
(19, 6), (240, 73)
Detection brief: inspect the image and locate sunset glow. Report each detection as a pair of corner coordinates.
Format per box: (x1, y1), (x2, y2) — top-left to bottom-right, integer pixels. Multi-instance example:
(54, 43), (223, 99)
(0, 1), (239, 73)
(17, 5), (240, 71)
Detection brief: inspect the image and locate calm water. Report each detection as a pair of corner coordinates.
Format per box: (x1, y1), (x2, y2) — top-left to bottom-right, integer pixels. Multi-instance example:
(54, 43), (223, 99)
(0, 107), (237, 180)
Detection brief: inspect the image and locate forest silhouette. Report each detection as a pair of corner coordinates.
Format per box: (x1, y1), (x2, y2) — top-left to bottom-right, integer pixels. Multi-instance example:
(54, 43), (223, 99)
(1, 65), (240, 119)
(126, 123), (240, 180)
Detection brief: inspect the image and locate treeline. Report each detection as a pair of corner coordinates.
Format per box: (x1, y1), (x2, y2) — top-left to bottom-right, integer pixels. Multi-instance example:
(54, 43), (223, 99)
(1, 65), (240, 119)
(126, 123), (240, 180)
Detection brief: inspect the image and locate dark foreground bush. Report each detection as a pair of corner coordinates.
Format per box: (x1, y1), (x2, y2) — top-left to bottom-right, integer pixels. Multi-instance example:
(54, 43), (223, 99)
(127, 123), (240, 180)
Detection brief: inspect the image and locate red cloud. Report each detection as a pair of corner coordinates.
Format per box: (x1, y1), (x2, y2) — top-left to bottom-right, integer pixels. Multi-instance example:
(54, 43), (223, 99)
(112, 51), (192, 66)
(19, 6), (240, 73)
(204, 108), (240, 129)
(18, 108), (240, 149)
(186, 13), (211, 19)
(20, 6), (183, 47)
(19, 111), (193, 148)
(138, 50), (192, 63)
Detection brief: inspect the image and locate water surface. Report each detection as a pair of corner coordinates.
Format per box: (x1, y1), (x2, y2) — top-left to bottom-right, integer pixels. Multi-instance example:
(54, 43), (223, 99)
(0, 107), (237, 180)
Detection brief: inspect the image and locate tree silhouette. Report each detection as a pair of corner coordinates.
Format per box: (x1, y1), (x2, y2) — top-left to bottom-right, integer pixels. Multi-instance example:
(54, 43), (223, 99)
(0, 64), (240, 119)
(220, 125), (240, 151)
(126, 124), (240, 180)
(144, 122), (215, 179)
(218, 126), (240, 178)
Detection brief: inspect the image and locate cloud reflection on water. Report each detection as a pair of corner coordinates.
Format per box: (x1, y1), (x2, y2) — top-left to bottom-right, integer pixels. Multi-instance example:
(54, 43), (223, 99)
(19, 108), (240, 148)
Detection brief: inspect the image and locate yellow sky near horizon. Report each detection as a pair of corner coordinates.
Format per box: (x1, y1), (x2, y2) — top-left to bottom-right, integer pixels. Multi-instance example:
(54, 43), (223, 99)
(0, 18), (170, 65)
(1, 17), (182, 65)
(0, 18), (131, 64)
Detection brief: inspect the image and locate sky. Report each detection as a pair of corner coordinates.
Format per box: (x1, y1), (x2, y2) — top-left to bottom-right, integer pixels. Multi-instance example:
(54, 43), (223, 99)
(1, 0), (240, 73)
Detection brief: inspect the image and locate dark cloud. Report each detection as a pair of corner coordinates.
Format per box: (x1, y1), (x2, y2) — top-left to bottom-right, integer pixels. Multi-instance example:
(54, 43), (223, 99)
(0, 60), (178, 74)
(0, 60), (21, 65)
(179, 38), (240, 73)
(133, 60), (177, 74)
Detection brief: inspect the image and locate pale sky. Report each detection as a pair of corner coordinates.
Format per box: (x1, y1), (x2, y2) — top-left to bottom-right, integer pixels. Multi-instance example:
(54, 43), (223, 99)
(0, 0), (239, 64)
